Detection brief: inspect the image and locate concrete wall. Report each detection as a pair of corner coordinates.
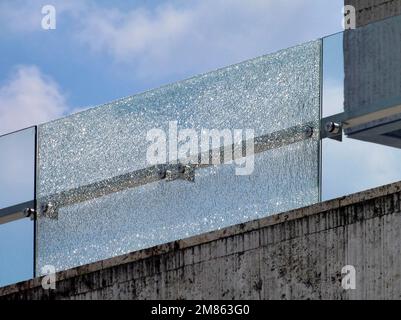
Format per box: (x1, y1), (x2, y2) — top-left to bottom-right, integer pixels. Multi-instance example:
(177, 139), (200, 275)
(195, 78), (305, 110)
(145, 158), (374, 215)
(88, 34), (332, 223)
(1, 182), (401, 300)
(344, 7), (401, 122)
(345, 0), (401, 26)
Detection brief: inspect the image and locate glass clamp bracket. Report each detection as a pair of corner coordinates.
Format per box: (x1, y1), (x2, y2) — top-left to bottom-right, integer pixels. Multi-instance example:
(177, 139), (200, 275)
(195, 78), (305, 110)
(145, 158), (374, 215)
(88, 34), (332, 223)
(0, 201), (36, 225)
(321, 112), (346, 142)
(320, 110), (401, 145)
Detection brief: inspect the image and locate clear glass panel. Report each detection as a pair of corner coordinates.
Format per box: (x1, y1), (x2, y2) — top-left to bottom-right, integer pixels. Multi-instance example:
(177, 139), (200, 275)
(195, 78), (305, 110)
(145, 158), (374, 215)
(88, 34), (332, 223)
(36, 40), (322, 273)
(322, 14), (401, 201)
(0, 128), (35, 287)
(322, 32), (344, 118)
(0, 219), (34, 287)
(0, 128), (35, 209)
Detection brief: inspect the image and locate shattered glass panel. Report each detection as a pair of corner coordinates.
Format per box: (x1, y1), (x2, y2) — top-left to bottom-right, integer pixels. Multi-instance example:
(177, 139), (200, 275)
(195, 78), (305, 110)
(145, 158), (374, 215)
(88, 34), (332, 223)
(36, 40), (321, 273)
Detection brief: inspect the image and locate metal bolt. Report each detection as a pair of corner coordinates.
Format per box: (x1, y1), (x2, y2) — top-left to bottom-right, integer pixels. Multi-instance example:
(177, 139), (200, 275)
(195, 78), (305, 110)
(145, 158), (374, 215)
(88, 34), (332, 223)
(177, 164), (186, 174)
(158, 168), (167, 180)
(23, 208), (35, 218)
(41, 203), (54, 215)
(325, 122), (342, 134)
(305, 126), (314, 138)
(41, 204), (48, 214)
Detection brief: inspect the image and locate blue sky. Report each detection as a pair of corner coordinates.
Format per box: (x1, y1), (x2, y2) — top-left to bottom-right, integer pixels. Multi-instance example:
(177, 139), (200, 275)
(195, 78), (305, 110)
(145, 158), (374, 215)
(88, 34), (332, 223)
(0, 0), (345, 134)
(3, 0), (401, 287)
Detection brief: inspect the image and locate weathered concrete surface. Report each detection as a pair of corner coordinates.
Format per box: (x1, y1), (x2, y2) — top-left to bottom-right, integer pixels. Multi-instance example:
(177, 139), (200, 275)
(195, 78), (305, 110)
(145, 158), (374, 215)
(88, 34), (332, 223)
(345, 0), (401, 26)
(344, 5), (401, 121)
(1, 182), (401, 300)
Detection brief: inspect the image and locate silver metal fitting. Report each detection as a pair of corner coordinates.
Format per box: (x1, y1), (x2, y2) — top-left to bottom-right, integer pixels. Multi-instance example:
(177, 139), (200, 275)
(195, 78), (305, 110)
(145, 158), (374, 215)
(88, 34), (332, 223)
(40, 202), (57, 219)
(165, 163), (194, 182)
(157, 168), (167, 180)
(304, 126), (314, 138)
(23, 208), (35, 218)
(325, 122), (342, 135)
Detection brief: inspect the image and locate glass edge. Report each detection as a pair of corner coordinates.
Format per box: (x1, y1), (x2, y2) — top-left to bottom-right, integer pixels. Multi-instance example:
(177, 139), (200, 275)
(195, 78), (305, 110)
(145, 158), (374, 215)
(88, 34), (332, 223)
(318, 39), (323, 204)
(0, 125), (36, 139)
(33, 126), (38, 278)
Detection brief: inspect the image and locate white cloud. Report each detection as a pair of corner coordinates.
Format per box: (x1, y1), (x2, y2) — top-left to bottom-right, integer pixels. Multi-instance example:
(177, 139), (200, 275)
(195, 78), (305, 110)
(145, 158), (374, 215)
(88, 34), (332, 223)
(0, 66), (69, 135)
(0, 0), (344, 78)
(323, 83), (344, 116)
(77, 0), (344, 77)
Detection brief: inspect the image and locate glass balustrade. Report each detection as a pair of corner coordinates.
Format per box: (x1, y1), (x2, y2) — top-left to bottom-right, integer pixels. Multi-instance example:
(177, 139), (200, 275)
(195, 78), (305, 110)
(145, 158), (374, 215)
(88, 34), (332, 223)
(35, 40), (322, 273)
(2, 13), (401, 283)
(321, 15), (401, 200)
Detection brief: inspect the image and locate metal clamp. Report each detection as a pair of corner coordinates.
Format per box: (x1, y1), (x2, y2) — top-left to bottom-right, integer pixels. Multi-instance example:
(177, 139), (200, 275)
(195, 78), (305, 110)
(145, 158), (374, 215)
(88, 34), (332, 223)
(160, 163), (196, 182)
(321, 112), (346, 142)
(35, 123), (315, 221)
(39, 203), (57, 219)
(23, 208), (36, 220)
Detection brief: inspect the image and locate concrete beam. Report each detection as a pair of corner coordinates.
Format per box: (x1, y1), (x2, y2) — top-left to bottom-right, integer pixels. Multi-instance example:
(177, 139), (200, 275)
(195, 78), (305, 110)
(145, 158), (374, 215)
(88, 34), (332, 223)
(1, 182), (401, 300)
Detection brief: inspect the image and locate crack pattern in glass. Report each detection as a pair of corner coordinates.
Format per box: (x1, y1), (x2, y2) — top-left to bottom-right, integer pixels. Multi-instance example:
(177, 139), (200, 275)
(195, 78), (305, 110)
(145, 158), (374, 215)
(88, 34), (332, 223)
(36, 40), (322, 273)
